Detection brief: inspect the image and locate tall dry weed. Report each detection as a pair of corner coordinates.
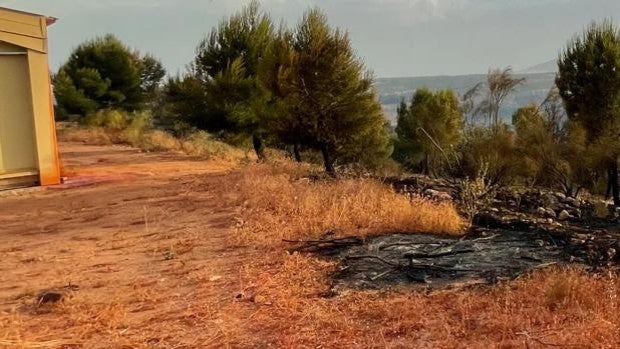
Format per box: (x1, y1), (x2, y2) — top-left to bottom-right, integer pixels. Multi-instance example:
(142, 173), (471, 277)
(232, 162), (464, 246)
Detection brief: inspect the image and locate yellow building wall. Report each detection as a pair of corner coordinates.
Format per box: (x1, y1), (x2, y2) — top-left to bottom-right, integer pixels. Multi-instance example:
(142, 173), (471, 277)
(0, 9), (47, 53)
(0, 40), (26, 52)
(0, 8), (60, 188)
(27, 50), (60, 185)
(0, 54), (38, 174)
(0, 8), (45, 38)
(0, 31), (46, 52)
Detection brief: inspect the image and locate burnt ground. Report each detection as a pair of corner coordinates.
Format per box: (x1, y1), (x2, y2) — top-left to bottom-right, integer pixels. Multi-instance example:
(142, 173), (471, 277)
(330, 229), (564, 290)
(293, 226), (572, 291)
(295, 176), (620, 291)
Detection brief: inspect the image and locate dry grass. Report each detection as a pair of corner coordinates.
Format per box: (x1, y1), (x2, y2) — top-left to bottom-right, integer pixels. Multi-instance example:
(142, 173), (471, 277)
(218, 162), (620, 348)
(230, 162), (464, 246)
(226, 252), (620, 348)
(58, 126), (113, 145)
(57, 122), (248, 163)
(3, 141), (619, 348)
(0, 292), (214, 348)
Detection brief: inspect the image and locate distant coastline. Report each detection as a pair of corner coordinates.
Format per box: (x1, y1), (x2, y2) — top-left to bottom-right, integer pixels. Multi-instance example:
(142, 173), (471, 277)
(377, 72), (557, 124)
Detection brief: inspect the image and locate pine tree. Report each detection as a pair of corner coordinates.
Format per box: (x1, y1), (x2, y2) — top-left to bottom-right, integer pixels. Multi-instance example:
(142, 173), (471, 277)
(54, 34), (165, 118)
(165, 73), (222, 132)
(192, 0), (276, 160)
(256, 27), (308, 161)
(277, 9), (391, 174)
(140, 54), (166, 103)
(556, 20), (620, 205)
(54, 35), (144, 116)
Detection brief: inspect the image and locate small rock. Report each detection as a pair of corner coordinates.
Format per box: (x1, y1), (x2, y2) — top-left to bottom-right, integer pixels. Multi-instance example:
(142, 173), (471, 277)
(607, 248), (617, 259)
(574, 233), (590, 241)
(537, 207), (547, 216)
(558, 210), (572, 221)
(36, 284), (78, 307)
(555, 192), (566, 201)
(37, 291), (64, 306)
(424, 189), (452, 201)
(545, 208), (557, 218)
(542, 193), (559, 207)
(437, 192), (453, 201)
(564, 197), (580, 207)
(424, 189), (439, 197)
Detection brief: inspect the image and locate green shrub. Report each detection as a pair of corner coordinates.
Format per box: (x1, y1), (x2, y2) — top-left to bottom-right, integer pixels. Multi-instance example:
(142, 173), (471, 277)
(83, 109), (129, 130)
(119, 111), (153, 146)
(455, 126), (521, 186)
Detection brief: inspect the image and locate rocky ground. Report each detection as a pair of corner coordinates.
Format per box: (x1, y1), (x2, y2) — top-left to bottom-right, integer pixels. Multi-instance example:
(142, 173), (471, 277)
(300, 175), (620, 290)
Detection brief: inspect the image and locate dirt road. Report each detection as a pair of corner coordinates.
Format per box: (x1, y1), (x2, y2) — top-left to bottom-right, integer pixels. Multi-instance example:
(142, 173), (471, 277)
(0, 142), (247, 348)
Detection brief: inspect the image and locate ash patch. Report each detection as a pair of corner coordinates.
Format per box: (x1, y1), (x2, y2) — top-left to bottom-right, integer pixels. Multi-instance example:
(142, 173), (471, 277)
(328, 229), (566, 290)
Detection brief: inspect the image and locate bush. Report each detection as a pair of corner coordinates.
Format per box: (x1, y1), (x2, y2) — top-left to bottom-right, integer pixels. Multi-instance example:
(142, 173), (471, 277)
(458, 164), (496, 226)
(82, 109), (129, 130)
(119, 111), (153, 146)
(139, 130), (181, 152)
(455, 126), (522, 186)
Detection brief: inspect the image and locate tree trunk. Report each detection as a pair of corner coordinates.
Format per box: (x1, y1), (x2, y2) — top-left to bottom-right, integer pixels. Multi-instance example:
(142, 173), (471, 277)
(610, 160), (620, 207)
(422, 153), (430, 176)
(320, 144), (336, 176)
(293, 143), (302, 163)
(252, 133), (266, 162)
(606, 168), (613, 199)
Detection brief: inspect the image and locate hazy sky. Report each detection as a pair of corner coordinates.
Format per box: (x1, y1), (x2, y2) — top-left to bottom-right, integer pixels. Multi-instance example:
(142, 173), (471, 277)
(2, 0), (619, 77)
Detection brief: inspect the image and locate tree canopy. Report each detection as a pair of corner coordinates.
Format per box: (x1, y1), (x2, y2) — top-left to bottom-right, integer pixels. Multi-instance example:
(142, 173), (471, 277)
(182, 0), (277, 159)
(556, 20), (620, 205)
(166, 5), (391, 172)
(394, 88), (462, 175)
(54, 34), (165, 118)
(276, 9), (392, 173)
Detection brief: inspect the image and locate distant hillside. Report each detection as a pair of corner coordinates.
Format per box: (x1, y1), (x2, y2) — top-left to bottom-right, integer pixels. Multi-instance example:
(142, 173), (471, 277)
(376, 72), (556, 125)
(517, 60), (558, 74)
